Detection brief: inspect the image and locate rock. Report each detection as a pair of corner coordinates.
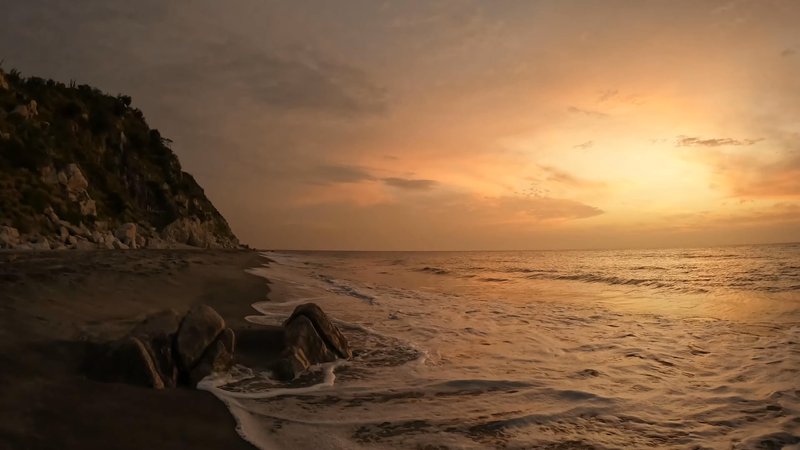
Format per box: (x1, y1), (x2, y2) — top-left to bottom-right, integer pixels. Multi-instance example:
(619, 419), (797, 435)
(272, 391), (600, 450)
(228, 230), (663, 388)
(12, 100), (38, 119)
(189, 328), (235, 385)
(60, 163), (88, 199)
(273, 315), (338, 381)
(112, 239), (129, 250)
(44, 206), (60, 224)
(175, 304), (226, 371)
(145, 237), (168, 249)
(90, 230), (103, 244)
(0, 226), (20, 248)
(40, 165), (59, 185)
(66, 235), (78, 247)
(79, 199), (97, 216)
(161, 217), (237, 248)
(130, 310), (182, 388)
(30, 238), (50, 251)
(283, 303), (352, 359)
(0, 70), (8, 90)
(59, 226), (69, 242)
(74, 238), (96, 250)
(91, 336), (165, 389)
(0, 131), (10, 141)
(115, 223), (137, 248)
(135, 235), (146, 249)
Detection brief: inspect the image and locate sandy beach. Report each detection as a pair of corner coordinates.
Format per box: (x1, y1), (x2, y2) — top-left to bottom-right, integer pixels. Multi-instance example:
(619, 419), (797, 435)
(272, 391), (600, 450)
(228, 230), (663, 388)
(0, 249), (270, 450)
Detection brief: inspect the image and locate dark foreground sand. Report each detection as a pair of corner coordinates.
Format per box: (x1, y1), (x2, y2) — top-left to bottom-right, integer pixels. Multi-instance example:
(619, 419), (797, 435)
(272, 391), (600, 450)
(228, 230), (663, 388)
(0, 249), (274, 450)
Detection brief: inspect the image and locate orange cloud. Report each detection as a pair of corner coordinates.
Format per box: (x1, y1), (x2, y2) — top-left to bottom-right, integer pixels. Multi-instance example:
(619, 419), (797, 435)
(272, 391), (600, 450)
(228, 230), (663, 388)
(706, 151), (800, 199)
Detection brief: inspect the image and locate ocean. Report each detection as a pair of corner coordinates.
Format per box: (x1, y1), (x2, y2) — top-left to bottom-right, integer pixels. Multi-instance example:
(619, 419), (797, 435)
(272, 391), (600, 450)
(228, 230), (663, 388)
(201, 244), (800, 449)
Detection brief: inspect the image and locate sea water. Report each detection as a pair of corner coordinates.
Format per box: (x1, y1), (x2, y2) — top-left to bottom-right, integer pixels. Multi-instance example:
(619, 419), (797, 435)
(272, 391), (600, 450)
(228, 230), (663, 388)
(201, 244), (800, 449)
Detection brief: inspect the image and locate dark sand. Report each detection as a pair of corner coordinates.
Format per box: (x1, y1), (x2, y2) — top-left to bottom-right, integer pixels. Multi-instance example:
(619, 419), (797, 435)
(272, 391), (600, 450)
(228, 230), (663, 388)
(0, 249), (275, 450)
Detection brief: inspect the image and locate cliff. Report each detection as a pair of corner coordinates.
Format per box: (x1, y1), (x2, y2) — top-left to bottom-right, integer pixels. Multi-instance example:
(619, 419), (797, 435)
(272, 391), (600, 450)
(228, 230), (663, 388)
(0, 68), (239, 250)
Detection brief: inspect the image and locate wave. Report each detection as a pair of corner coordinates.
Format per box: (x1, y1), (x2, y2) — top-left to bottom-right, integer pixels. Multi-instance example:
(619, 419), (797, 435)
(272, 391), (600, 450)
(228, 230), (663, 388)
(316, 274), (377, 304)
(522, 272), (711, 294)
(416, 266), (450, 275)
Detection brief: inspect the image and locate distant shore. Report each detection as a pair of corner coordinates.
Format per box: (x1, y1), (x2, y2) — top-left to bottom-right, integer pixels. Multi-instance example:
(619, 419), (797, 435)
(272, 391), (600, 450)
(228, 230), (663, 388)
(0, 249), (270, 450)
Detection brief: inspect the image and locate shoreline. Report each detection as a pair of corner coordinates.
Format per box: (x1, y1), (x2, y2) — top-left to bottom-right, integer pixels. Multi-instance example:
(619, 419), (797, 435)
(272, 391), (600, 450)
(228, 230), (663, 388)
(0, 249), (270, 450)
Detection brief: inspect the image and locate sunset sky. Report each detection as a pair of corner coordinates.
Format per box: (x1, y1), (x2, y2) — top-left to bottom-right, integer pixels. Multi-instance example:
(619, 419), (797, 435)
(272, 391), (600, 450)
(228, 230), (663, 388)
(2, 0), (799, 250)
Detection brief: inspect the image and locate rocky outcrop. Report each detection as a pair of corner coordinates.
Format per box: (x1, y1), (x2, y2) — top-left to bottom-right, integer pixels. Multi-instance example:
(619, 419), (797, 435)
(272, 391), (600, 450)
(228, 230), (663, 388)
(87, 303), (350, 388)
(269, 303), (352, 381)
(175, 304), (226, 371)
(60, 163), (88, 199)
(189, 328), (235, 385)
(0, 68), (241, 250)
(162, 217), (238, 249)
(283, 303), (352, 359)
(88, 305), (235, 388)
(91, 336), (166, 389)
(130, 309), (182, 388)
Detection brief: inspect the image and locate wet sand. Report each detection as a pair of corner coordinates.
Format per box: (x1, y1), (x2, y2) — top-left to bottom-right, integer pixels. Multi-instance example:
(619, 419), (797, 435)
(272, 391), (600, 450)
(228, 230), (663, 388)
(0, 249), (271, 450)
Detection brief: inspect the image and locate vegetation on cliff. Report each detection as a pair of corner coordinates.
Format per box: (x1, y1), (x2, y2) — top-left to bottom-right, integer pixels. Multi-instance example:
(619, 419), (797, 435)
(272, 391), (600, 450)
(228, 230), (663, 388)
(0, 67), (238, 249)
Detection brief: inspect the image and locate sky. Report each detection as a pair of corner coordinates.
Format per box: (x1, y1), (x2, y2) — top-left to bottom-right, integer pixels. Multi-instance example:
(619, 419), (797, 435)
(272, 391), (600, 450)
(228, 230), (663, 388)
(2, 0), (799, 250)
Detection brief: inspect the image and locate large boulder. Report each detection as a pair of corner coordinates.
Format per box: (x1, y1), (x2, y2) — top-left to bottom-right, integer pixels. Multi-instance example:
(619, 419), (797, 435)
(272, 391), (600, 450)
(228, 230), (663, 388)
(283, 303), (352, 359)
(91, 336), (165, 389)
(271, 315), (337, 381)
(88, 306), (237, 389)
(269, 303), (351, 381)
(189, 328), (235, 385)
(130, 310), (182, 388)
(175, 304), (226, 372)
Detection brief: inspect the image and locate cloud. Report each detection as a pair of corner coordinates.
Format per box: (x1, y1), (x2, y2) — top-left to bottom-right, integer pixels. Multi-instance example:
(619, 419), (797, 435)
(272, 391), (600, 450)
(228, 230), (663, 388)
(573, 140), (594, 150)
(382, 177), (438, 190)
(697, 130), (800, 199)
(0, 0), (388, 117)
(567, 106), (607, 118)
(712, 153), (800, 198)
(307, 164), (375, 184)
(145, 42), (388, 116)
(720, 203), (800, 225)
(676, 136), (762, 147)
(489, 196), (604, 221)
(538, 165), (605, 189)
(597, 89), (618, 102)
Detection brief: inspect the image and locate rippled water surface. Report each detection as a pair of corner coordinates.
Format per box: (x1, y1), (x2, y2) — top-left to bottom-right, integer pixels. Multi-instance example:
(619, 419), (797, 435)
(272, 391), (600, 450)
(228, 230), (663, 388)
(202, 245), (800, 449)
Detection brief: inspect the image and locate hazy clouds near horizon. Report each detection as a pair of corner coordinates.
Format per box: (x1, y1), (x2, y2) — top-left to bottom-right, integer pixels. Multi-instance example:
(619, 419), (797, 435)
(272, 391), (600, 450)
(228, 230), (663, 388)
(2, 1), (799, 250)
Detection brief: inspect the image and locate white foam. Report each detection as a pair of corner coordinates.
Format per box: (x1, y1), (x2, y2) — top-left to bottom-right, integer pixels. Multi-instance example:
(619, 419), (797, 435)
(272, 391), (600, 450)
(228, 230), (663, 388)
(203, 360), (345, 400)
(197, 367), (277, 450)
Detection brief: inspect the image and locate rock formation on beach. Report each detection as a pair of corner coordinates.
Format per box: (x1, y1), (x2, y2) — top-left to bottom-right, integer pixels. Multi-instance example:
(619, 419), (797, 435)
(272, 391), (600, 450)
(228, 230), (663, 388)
(269, 302), (353, 381)
(90, 302), (352, 388)
(90, 305), (236, 388)
(0, 67), (239, 250)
